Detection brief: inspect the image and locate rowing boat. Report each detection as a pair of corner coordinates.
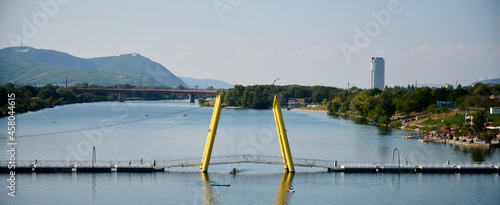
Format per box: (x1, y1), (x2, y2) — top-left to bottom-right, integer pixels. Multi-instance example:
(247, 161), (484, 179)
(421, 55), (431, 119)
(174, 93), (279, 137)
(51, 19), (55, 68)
(210, 184), (230, 187)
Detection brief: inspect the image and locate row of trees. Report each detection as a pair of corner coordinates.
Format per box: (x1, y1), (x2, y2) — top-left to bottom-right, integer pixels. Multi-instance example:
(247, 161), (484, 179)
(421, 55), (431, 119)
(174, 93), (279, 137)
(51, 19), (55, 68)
(0, 83), (111, 116)
(0, 83), (199, 117)
(219, 83), (500, 125)
(222, 85), (343, 109)
(3, 82), (500, 121)
(331, 84), (499, 116)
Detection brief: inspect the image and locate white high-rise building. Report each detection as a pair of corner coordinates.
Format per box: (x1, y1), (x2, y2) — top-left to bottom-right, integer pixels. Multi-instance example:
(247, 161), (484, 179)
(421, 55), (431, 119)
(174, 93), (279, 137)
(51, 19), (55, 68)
(371, 57), (385, 89)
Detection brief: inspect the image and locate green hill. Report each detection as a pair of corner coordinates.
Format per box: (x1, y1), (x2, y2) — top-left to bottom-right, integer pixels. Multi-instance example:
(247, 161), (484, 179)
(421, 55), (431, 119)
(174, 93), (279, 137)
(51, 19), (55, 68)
(179, 76), (233, 89)
(473, 78), (500, 85)
(0, 47), (187, 87)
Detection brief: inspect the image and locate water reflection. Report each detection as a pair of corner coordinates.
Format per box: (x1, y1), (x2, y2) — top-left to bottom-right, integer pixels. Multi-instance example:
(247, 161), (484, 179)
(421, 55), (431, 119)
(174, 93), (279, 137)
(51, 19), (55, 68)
(390, 173), (401, 191)
(451, 145), (498, 162)
(351, 117), (369, 125)
(92, 173), (96, 200)
(274, 172), (295, 205)
(377, 126), (393, 136)
(201, 173), (218, 205)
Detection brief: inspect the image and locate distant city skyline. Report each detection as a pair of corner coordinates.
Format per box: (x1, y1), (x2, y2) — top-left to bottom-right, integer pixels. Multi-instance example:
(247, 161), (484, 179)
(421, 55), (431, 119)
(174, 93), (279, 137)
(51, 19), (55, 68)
(1, 0), (499, 88)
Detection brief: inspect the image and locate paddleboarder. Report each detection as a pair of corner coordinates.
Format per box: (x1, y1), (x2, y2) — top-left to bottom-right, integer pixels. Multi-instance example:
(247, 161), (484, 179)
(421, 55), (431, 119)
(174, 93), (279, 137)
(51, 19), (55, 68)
(230, 167), (237, 174)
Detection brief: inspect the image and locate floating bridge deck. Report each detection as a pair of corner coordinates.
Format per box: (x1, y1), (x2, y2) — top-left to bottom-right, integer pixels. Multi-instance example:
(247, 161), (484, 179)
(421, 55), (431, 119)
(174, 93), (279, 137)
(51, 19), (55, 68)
(1, 155), (499, 173)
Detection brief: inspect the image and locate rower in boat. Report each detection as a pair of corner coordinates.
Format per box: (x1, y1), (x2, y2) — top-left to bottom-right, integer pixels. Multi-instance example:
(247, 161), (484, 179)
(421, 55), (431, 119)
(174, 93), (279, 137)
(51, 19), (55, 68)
(229, 167), (238, 174)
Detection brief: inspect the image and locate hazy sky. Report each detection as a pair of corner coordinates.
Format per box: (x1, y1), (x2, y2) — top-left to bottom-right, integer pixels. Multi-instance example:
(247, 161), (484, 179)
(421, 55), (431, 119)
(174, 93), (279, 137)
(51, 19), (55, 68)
(1, 0), (499, 88)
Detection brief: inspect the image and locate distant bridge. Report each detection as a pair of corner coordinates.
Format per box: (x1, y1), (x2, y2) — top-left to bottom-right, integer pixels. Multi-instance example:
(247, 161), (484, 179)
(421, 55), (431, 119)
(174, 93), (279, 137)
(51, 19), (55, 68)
(76, 88), (218, 102)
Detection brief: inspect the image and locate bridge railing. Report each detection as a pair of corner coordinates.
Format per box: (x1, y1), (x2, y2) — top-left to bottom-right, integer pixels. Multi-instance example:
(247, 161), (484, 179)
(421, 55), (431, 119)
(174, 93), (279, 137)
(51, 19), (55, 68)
(334, 161), (500, 168)
(156, 155), (285, 168)
(0, 160), (153, 167)
(411, 161), (499, 168)
(293, 157), (339, 168)
(155, 155), (403, 169)
(157, 158), (202, 168)
(2, 157), (498, 169)
(156, 155), (343, 168)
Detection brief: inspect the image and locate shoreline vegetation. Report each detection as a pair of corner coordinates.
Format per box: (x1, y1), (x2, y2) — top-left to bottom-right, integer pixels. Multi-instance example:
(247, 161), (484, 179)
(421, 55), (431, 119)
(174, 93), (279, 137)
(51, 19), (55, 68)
(2, 82), (500, 147)
(0, 82), (215, 117)
(212, 83), (500, 146)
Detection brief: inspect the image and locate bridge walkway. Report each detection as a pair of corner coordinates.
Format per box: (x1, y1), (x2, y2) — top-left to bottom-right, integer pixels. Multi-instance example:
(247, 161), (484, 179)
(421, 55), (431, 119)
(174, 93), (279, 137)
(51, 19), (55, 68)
(156, 154), (337, 169)
(2, 154), (499, 173)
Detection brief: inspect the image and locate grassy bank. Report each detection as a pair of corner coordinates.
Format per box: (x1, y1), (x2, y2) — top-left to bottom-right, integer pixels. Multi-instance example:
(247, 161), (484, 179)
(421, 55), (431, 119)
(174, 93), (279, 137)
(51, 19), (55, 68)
(421, 114), (464, 126)
(486, 114), (500, 126)
(293, 105), (328, 111)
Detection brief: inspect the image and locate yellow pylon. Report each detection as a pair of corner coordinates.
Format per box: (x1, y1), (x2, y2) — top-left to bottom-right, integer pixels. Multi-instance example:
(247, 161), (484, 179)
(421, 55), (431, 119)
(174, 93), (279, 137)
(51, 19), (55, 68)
(273, 96), (295, 173)
(200, 94), (222, 172)
(200, 94), (295, 173)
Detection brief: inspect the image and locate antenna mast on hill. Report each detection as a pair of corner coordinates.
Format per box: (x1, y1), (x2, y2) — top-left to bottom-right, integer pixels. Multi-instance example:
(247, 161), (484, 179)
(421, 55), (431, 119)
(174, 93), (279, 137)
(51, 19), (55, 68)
(453, 79), (467, 88)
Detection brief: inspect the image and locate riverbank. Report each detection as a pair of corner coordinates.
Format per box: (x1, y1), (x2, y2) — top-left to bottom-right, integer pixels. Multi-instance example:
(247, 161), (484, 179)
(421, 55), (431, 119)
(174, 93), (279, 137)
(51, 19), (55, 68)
(331, 112), (500, 149)
(200, 98), (500, 150)
(418, 135), (500, 148)
(289, 108), (328, 113)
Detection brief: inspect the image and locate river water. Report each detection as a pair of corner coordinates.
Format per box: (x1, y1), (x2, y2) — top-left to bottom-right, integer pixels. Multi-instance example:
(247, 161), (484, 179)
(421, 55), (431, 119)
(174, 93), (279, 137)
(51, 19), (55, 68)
(1, 100), (499, 204)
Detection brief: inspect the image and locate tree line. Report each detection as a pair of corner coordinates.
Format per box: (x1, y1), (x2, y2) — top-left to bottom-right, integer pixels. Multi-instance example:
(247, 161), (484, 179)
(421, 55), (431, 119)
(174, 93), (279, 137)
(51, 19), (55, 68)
(220, 83), (500, 124)
(0, 83), (208, 117)
(221, 85), (343, 109)
(2, 82), (499, 121)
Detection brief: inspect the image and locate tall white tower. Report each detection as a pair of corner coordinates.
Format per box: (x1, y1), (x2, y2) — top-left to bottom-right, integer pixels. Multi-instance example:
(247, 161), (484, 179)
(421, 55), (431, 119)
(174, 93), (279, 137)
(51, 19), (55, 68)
(371, 57), (385, 89)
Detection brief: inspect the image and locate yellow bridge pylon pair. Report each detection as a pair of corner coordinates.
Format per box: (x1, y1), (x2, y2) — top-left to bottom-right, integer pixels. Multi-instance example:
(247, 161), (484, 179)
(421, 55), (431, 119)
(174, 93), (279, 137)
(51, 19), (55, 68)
(200, 94), (295, 173)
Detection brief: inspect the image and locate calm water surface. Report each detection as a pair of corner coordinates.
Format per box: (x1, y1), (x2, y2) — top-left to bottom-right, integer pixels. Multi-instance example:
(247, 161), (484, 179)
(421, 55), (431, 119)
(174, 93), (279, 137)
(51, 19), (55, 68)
(1, 100), (498, 204)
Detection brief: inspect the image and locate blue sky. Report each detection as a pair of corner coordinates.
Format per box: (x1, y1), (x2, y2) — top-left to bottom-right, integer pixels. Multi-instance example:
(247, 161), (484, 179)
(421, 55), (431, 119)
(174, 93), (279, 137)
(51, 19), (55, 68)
(1, 0), (499, 88)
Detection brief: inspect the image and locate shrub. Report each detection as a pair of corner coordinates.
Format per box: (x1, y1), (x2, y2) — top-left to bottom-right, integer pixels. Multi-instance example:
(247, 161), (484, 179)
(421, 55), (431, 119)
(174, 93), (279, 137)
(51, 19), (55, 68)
(389, 121), (402, 128)
(379, 116), (391, 126)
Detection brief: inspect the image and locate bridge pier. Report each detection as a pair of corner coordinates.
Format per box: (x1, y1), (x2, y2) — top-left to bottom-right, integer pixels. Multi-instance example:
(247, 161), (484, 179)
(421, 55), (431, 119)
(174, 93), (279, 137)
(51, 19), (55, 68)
(119, 93), (126, 102)
(189, 94), (195, 103)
